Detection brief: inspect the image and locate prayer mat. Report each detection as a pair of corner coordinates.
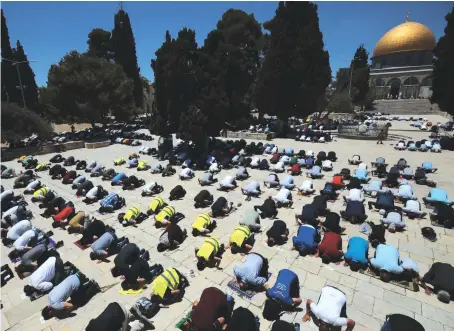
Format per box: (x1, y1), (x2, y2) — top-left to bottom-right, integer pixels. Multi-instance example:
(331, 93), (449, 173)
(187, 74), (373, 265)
(118, 288), (143, 295)
(227, 272), (272, 300)
(175, 311), (192, 330)
(10, 238), (57, 263)
(361, 268), (419, 292)
(74, 240), (90, 250)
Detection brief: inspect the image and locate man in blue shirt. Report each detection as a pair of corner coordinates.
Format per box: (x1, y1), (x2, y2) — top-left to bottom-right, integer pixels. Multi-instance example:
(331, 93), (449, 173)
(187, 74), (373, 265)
(89, 228), (129, 262)
(344, 237), (369, 271)
(420, 161), (437, 173)
(99, 192), (125, 213)
(306, 165), (324, 179)
(368, 191), (395, 211)
(394, 181), (416, 200)
(423, 188), (453, 206)
(233, 253), (269, 290)
(280, 176), (295, 190)
(111, 172), (126, 186)
(292, 224), (320, 256)
(363, 180), (385, 197)
(340, 201), (367, 224)
(353, 168), (370, 183)
(305, 157), (314, 169)
(320, 183), (337, 201)
(263, 269), (302, 321)
(370, 244), (418, 283)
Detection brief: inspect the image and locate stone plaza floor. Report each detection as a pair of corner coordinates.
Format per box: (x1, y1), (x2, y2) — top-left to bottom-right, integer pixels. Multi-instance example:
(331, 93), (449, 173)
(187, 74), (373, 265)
(1, 115), (454, 331)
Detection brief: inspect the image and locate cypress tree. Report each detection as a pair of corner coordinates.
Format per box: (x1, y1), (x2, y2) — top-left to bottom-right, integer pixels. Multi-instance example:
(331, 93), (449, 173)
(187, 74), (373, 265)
(112, 9), (143, 108)
(1, 9), (18, 103)
(12, 40), (39, 108)
(256, 1), (331, 119)
(350, 44), (370, 109)
(431, 5), (454, 115)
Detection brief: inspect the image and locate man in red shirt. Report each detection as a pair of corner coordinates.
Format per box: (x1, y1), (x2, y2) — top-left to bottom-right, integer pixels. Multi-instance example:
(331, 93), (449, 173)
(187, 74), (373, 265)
(270, 153), (280, 164)
(316, 232), (343, 264)
(331, 175), (346, 190)
(189, 287), (231, 331)
(287, 163), (302, 176)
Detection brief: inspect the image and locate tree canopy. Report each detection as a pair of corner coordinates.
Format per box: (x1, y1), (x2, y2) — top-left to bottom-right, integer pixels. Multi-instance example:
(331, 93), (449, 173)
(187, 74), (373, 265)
(87, 28), (114, 61)
(431, 5), (454, 115)
(1, 9), (18, 103)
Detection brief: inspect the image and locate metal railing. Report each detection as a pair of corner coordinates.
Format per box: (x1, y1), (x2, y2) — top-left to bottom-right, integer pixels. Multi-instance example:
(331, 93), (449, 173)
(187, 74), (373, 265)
(338, 124), (389, 139)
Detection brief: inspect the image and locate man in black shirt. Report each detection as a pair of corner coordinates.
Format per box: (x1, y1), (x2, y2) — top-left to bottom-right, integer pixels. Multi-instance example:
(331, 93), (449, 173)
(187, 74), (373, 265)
(254, 198), (278, 219)
(295, 204), (319, 227)
(86, 302), (132, 331)
(266, 220), (289, 247)
(341, 201), (368, 224)
(322, 212), (345, 233)
(75, 180), (94, 197)
(431, 203), (454, 229)
(78, 220), (106, 246)
(194, 190), (213, 208)
(346, 177), (362, 190)
(211, 197), (233, 218)
(420, 262), (454, 303)
(312, 195), (329, 216)
(112, 243), (141, 277)
(169, 185), (186, 201)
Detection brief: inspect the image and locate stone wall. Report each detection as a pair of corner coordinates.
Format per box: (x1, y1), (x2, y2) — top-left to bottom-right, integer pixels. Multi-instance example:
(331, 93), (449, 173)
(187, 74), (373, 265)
(226, 131), (274, 140)
(2, 141), (85, 161)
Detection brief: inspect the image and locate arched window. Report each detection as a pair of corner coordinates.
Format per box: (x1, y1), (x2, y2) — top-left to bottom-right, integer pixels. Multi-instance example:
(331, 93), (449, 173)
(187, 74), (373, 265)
(387, 78), (401, 87)
(403, 77), (419, 86)
(421, 76), (432, 86)
(375, 78), (385, 87)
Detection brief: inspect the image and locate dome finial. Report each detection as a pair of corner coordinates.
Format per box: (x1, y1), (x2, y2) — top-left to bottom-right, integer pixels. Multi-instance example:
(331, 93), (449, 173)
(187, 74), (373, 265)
(405, 11), (410, 23)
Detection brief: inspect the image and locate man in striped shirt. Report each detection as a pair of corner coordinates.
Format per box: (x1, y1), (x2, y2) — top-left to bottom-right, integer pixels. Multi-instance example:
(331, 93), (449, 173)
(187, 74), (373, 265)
(99, 192), (125, 213)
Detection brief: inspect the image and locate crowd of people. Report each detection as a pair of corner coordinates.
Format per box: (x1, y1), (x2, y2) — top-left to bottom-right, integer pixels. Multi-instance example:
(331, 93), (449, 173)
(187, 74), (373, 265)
(1, 134), (453, 331)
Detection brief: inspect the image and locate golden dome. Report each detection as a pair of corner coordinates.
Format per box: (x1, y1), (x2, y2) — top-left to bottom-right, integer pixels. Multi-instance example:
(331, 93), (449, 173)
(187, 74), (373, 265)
(373, 21), (436, 57)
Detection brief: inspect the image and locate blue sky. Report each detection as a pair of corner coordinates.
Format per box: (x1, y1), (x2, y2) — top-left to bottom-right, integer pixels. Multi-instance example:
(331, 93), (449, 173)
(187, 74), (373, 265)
(2, 1), (452, 87)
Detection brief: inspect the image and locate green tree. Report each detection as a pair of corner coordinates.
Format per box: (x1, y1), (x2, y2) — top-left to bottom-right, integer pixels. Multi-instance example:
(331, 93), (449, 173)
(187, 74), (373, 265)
(11, 40), (39, 108)
(327, 91), (354, 114)
(41, 51), (135, 125)
(87, 28), (114, 61)
(178, 104), (208, 147)
(112, 9), (143, 108)
(255, 1), (331, 120)
(1, 9), (18, 103)
(1, 102), (52, 143)
(431, 5), (454, 115)
(350, 44), (370, 108)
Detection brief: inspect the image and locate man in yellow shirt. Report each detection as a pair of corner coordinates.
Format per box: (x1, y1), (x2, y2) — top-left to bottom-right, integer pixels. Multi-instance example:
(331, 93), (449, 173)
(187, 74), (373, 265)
(150, 267), (189, 304)
(191, 213), (216, 236)
(227, 225), (254, 254)
(195, 237), (224, 271)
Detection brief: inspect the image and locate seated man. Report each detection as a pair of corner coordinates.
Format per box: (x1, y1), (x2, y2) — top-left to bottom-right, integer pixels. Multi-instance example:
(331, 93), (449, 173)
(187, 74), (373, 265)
(423, 188), (452, 206)
(198, 172), (217, 186)
(419, 161), (437, 173)
(266, 220), (289, 247)
(151, 163), (163, 174)
(321, 212), (345, 234)
(137, 160), (150, 171)
(233, 253), (269, 290)
(24, 256), (64, 297)
(101, 168), (116, 181)
(71, 175), (86, 189)
(121, 175), (145, 190)
(263, 269), (302, 321)
(402, 200), (427, 219)
(322, 160), (333, 171)
(235, 166), (249, 180)
(273, 161), (285, 173)
(83, 185), (108, 204)
(430, 203), (454, 228)
(150, 267), (188, 304)
(241, 181), (261, 201)
(419, 262), (454, 303)
(344, 236), (369, 271)
(162, 163), (176, 177)
(228, 225), (254, 254)
(306, 165), (324, 179)
(195, 237), (224, 270)
(318, 231), (343, 264)
(394, 180), (416, 201)
(368, 191), (395, 211)
(169, 185), (186, 201)
(179, 167), (194, 180)
(154, 205), (176, 227)
(348, 155), (361, 165)
(190, 287), (231, 331)
(211, 196), (233, 218)
(320, 183), (337, 201)
(118, 206), (146, 226)
(192, 213), (216, 236)
(272, 188), (293, 208)
(280, 175), (295, 190)
(99, 192), (125, 213)
(341, 200), (368, 224)
(240, 209), (262, 232)
(157, 223), (187, 252)
(303, 286), (356, 331)
(297, 179), (315, 196)
(344, 188), (364, 203)
(75, 180), (94, 197)
(193, 190), (213, 209)
(292, 223), (320, 256)
(264, 173), (280, 188)
(353, 168), (370, 183)
(363, 180), (384, 197)
(141, 181), (164, 197)
(254, 197), (278, 219)
(370, 244), (419, 283)
(41, 274), (100, 320)
(89, 228), (128, 262)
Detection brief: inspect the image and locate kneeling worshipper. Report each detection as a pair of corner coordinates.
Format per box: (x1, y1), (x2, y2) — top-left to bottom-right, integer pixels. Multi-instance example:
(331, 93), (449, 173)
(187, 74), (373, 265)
(75, 180), (94, 197)
(430, 203), (454, 228)
(89, 228), (129, 262)
(83, 185), (108, 204)
(101, 168), (116, 181)
(198, 172), (218, 186)
(154, 205), (176, 227)
(120, 256), (164, 292)
(157, 223), (187, 252)
(226, 307), (259, 331)
(233, 253), (269, 291)
(86, 302), (139, 331)
(228, 225), (254, 254)
(321, 212), (345, 234)
(218, 175), (238, 191)
(340, 200), (368, 224)
(297, 179), (315, 195)
(266, 220), (289, 247)
(23, 256), (64, 297)
(78, 220), (107, 246)
(240, 209), (262, 232)
(147, 196), (166, 216)
(189, 287), (232, 331)
(303, 285), (356, 331)
(192, 213), (216, 236)
(14, 243), (60, 279)
(169, 185), (187, 201)
(121, 175), (145, 190)
(1, 219), (33, 246)
(150, 267), (189, 304)
(317, 232), (343, 264)
(111, 243), (142, 277)
(370, 244), (419, 283)
(344, 236), (369, 271)
(179, 167), (195, 180)
(24, 179), (42, 194)
(195, 237), (223, 271)
(402, 200), (427, 219)
(272, 188), (293, 208)
(193, 190), (213, 209)
(71, 175), (86, 189)
(264, 173), (280, 188)
(292, 223), (320, 256)
(235, 166), (249, 180)
(99, 192), (125, 213)
(280, 175), (295, 189)
(111, 172), (127, 186)
(380, 209), (406, 232)
(118, 206), (147, 226)
(141, 182), (164, 197)
(295, 203), (319, 227)
(320, 183), (338, 201)
(254, 197), (278, 219)
(241, 181), (261, 200)
(306, 165), (324, 179)
(419, 262), (454, 303)
(211, 196), (234, 218)
(263, 269), (302, 321)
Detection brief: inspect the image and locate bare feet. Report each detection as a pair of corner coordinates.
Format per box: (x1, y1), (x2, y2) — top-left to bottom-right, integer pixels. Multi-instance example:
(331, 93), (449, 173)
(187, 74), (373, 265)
(303, 314), (311, 322)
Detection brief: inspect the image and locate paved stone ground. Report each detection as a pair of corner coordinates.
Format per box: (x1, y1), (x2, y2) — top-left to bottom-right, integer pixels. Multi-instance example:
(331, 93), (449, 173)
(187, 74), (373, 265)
(1, 115), (454, 331)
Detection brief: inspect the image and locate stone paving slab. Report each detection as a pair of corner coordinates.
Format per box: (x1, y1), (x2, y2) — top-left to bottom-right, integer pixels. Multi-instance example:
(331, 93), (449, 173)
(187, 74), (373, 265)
(1, 119), (454, 331)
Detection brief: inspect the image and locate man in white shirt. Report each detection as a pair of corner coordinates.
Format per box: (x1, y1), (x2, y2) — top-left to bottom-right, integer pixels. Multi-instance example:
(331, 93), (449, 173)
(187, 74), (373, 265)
(242, 181), (261, 200)
(303, 286), (356, 331)
(2, 219), (33, 244)
(250, 157), (260, 169)
(273, 161), (285, 173)
(209, 162), (220, 174)
(179, 168), (194, 180)
(264, 174), (280, 188)
(271, 146), (278, 154)
(298, 180), (315, 195)
(14, 229), (38, 252)
(141, 182), (163, 196)
(218, 176), (237, 191)
(402, 200), (427, 219)
(322, 160), (333, 171)
(272, 188), (293, 207)
(24, 256), (62, 295)
(343, 188), (364, 203)
(24, 180), (41, 194)
(83, 185), (106, 204)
